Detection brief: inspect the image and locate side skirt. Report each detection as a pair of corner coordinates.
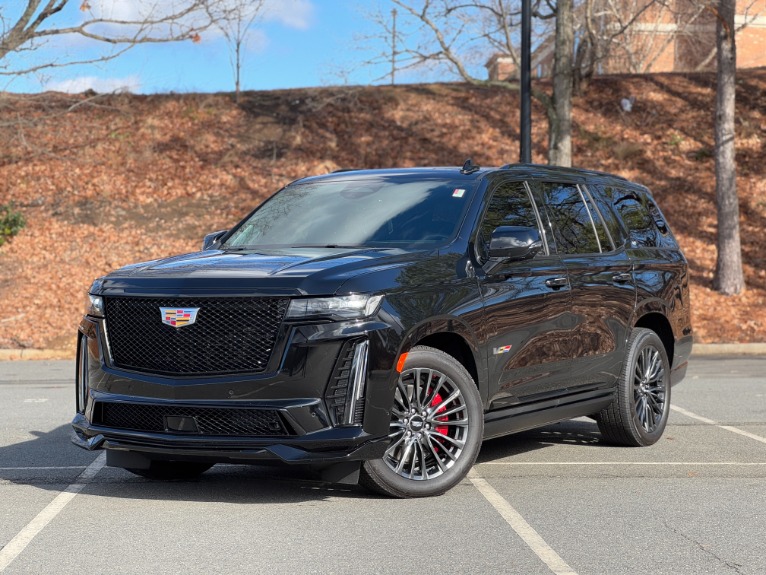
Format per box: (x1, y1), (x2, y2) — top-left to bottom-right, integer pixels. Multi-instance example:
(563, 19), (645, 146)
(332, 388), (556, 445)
(483, 387), (614, 440)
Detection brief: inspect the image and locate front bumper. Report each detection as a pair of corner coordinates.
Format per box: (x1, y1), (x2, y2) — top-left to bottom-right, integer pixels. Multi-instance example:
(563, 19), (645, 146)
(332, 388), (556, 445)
(72, 311), (402, 466)
(71, 412), (389, 464)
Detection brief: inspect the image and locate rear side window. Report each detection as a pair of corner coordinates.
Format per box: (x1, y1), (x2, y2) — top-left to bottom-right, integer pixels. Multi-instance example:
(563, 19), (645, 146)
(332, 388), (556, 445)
(580, 187), (614, 251)
(537, 182), (602, 254)
(613, 189), (676, 248)
(583, 184), (623, 248)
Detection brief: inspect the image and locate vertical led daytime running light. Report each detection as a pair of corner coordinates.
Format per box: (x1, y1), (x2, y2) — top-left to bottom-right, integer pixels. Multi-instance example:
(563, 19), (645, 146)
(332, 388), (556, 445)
(345, 340), (369, 425)
(78, 335), (89, 413)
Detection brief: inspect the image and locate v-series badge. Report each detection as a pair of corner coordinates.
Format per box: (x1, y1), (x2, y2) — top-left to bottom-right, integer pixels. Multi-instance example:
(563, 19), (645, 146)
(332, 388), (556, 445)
(493, 345), (512, 355)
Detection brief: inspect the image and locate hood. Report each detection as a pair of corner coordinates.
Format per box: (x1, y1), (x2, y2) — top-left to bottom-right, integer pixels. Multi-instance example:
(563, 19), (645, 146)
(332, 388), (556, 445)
(96, 247), (428, 297)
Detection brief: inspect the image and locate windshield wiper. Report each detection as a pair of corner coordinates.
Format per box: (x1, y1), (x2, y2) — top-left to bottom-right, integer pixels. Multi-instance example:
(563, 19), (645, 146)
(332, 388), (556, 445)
(290, 244), (367, 249)
(220, 245), (273, 253)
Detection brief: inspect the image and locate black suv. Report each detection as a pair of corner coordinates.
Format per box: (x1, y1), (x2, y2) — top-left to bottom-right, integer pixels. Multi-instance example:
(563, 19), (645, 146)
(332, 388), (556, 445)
(72, 163), (692, 498)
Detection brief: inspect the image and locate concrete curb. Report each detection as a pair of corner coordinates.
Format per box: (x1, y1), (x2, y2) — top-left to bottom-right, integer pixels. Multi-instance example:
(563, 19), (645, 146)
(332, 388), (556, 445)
(689, 343), (766, 356)
(1, 344), (766, 361)
(0, 349), (73, 360)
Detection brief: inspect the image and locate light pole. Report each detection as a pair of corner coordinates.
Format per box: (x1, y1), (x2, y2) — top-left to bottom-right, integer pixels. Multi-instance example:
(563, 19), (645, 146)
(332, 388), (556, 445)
(520, 0), (532, 163)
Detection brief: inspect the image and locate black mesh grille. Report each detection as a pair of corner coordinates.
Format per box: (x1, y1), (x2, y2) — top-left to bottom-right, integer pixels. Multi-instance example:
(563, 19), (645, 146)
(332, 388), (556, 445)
(104, 297), (289, 375)
(94, 402), (290, 436)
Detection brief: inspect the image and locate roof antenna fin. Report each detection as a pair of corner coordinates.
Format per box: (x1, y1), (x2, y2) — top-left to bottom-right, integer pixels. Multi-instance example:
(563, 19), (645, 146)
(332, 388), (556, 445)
(460, 158), (480, 174)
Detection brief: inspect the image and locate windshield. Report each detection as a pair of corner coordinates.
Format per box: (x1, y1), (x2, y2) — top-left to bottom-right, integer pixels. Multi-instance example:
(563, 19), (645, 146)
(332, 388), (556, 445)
(223, 177), (477, 249)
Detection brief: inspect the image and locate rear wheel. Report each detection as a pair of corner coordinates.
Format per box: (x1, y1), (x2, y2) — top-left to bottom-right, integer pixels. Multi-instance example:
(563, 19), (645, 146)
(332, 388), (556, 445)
(360, 346), (483, 498)
(598, 328), (671, 446)
(126, 461), (213, 480)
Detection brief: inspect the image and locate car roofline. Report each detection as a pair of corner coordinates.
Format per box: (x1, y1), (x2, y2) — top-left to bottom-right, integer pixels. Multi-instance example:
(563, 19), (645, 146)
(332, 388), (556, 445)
(286, 162), (633, 188)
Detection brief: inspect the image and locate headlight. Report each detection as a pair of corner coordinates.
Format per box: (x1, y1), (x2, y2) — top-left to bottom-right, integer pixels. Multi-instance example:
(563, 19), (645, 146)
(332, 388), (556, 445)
(286, 294), (383, 320)
(86, 294), (104, 317)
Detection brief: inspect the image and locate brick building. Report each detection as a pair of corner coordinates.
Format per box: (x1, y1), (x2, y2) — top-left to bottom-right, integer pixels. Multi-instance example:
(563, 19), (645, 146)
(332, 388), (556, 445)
(486, 0), (766, 80)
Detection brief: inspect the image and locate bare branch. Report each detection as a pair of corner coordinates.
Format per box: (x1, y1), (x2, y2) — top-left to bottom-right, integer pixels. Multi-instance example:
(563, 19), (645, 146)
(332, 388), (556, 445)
(0, 1), (222, 77)
(206, 0), (266, 101)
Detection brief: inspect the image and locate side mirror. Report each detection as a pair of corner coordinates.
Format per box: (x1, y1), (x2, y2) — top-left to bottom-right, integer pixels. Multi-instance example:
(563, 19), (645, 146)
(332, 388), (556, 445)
(202, 230), (228, 251)
(487, 226), (543, 262)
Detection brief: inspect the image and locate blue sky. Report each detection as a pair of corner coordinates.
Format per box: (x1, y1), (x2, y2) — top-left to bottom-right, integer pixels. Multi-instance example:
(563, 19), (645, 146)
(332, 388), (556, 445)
(2, 0), (468, 94)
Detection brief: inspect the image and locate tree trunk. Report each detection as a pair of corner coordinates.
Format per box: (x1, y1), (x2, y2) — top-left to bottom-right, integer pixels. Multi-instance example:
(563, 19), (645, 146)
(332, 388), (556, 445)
(549, 0), (574, 167)
(235, 40), (242, 104)
(713, 0), (744, 295)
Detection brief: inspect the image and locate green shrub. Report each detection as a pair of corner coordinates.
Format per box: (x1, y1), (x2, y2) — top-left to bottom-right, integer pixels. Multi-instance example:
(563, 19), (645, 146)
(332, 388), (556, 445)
(0, 203), (25, 246)
(667, 132), (684, 148)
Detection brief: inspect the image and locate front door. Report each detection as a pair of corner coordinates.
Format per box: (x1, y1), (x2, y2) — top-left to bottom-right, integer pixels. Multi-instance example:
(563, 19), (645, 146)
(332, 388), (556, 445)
(475, 179), (575, 411)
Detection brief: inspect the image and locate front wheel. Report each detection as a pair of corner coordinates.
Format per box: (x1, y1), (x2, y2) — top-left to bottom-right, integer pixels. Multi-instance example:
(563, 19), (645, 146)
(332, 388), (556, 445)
(598, 328), (671, 446)
(360, 346), (483, 498)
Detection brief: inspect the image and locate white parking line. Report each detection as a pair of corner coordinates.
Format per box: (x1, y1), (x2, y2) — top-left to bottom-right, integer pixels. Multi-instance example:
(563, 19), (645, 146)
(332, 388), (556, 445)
(0, 453), (105, 572)
(0, 466), (87, 471)
(468, 469), (578, 575)
(478, 461), (766, 466)
(671, 405), (766, 445)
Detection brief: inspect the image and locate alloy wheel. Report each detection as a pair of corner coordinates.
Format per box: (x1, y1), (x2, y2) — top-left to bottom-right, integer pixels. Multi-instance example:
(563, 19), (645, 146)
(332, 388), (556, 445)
(384, 367), (470, 480)
(632, 345), (666, 433)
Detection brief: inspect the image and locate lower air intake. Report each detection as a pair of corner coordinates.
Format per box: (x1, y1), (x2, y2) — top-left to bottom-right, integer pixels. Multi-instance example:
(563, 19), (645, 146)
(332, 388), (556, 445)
(94, 402), (290, 436)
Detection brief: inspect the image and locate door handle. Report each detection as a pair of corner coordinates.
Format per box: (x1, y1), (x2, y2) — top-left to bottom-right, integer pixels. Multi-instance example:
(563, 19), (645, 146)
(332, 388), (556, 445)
(544, 277), (568, 289)
(612, 272), (632, 283)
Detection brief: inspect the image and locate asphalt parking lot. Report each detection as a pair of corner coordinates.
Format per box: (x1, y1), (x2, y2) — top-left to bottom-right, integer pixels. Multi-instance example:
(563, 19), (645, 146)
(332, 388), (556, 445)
(1, 357), (765, 575)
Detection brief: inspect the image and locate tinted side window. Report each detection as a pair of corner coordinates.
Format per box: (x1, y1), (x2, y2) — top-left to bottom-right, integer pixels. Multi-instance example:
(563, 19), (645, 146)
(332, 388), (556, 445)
(613, 190), (662, 248)
(539, 183), (601, 254)
(645, 198), (678, 248)
(580, 186), (613, 251)
(478, 180), (541, 261)
(584, 184), (623, 248)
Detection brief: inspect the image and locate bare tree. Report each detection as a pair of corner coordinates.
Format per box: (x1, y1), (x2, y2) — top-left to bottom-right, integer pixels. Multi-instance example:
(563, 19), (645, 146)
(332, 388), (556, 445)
(694, 0), (763, 71)
(577, 0), (762, 76)
(550, 0), (573, 166)
(0, 1), (219, 78)
(365, 0), (665, 167)
(207, 0), (265, 103)
(365, 0), (574, 165)
(713, 0), (743, 294)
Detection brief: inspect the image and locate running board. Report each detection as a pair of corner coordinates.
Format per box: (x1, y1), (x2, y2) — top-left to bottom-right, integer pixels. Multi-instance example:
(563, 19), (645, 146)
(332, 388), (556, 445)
(483, 389), (614, 440)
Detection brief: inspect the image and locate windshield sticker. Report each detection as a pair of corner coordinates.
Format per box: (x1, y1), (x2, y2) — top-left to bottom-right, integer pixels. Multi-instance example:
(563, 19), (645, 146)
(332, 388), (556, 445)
(452, 188), (466, 198)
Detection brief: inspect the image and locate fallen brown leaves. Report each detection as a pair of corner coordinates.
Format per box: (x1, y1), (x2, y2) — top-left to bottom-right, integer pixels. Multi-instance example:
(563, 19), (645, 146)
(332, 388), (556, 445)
(0, 70), (764, 351)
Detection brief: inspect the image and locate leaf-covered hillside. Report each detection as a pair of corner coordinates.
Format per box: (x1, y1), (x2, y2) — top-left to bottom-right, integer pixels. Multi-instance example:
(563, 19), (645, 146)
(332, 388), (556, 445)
(1, 68), (765, 349)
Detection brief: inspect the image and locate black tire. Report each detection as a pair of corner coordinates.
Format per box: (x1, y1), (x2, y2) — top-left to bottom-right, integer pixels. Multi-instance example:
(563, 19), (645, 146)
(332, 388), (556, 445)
(598, 328), (671, 446)
(126, 461), (214, 480)
(360, 345), (483, 498)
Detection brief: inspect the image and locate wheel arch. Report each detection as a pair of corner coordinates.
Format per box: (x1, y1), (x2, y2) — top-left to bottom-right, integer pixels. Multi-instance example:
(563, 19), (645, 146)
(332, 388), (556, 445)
(397, 315), (484, 400)
(414, 332), (480, 390)
(634, 312), (674, 364)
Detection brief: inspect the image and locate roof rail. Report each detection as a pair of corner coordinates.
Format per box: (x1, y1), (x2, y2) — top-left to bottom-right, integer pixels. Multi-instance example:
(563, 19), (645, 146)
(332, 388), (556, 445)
(498, 163), (629, 181)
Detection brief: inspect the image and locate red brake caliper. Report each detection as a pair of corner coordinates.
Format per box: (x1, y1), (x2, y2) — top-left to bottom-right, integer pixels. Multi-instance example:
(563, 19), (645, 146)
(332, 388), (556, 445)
(430, 392), (449, 436)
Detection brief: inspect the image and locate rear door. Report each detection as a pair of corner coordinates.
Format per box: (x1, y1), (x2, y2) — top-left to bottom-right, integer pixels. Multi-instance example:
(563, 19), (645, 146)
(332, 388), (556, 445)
(530, 180), (636, 389)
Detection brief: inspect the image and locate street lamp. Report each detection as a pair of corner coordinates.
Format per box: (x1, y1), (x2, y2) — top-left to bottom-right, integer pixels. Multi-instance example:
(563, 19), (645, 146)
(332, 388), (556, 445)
(520, 0), (532, 164)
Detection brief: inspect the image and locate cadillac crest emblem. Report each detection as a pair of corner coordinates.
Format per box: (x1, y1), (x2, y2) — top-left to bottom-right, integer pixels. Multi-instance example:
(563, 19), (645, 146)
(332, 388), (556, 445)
(160, 307), (199, 328)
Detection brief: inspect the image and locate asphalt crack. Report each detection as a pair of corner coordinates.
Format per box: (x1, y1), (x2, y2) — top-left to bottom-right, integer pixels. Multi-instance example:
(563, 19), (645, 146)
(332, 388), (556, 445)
(664, 521), (748, 574)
